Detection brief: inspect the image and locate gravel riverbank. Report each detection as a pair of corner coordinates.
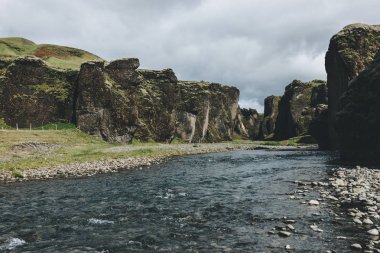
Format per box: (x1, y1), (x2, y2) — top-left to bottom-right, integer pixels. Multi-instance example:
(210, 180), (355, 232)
(291, 166), (380, 252)
(1, 143), (304, 183)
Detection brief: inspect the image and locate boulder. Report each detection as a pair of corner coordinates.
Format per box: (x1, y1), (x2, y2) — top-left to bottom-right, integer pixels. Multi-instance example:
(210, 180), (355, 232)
(326, 23), (380, 149)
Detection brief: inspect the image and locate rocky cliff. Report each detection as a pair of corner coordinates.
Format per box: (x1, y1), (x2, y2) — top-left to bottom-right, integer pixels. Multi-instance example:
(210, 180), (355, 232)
(0, 38), (263, 143)
(335, 50), (380, 162)
(326, 24), (380, 149)
(76, 58), (242, 143)
(0, 56), (77, 128)
(274, 80), (327, 140)
(260, 95), (281, 139)
(235, 108), (262, 140)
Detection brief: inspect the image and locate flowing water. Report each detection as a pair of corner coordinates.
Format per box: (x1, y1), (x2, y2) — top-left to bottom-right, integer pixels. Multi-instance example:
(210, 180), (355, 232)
(0, 150), (358, 252)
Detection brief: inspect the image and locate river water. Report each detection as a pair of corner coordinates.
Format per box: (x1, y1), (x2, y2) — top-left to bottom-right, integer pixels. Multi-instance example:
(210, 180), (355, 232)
(0, 150), (357, 252)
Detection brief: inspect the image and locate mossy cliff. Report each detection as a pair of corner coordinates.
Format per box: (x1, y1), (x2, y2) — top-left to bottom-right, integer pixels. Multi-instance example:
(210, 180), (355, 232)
(0, 56), (77, 128)
(0, 40), (254, 143)
(260, 95), (281, 139)
(76, 59), (242, 143)
(235, 108), (262, 140)
(326, 24), (380, 149)
(335, 50), (380, 162)
(273, 80), (327, 140)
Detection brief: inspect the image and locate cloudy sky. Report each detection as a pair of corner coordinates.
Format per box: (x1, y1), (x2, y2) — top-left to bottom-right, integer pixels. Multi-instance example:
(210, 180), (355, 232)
(1, 0), (379, 111)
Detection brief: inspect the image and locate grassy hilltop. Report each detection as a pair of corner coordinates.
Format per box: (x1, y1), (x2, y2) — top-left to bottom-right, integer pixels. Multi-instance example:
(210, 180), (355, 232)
(0, 37), (103, 69)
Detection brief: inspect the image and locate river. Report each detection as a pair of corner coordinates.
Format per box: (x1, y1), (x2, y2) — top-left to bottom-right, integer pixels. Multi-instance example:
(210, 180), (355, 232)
(0, 150), (357, 252)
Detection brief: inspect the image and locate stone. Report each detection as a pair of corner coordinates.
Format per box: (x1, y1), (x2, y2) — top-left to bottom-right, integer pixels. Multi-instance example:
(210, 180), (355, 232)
(363, 218), (374, 225)
(368, 229), (379, 236)
(279, 231), (291, 237)
(287, 224), (295, 230)
(351, 243), (362, 250)
(353, 218), (363, 224)
(309, 200), (320, 205)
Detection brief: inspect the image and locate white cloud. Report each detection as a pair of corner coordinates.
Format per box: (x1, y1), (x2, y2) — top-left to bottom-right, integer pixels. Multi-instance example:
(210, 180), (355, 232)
(0, 0), (379, 111)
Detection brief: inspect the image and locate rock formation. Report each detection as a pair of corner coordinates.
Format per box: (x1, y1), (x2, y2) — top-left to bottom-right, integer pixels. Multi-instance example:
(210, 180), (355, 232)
(235, 108), (262, 140)
(0, 38), (263, 143)
(76, 59), (242, 143)
(274, 80), (327, 140)
(0, 56), (77, 128)
(260, 95), (281, 139)
(326, 24), (380, 149)
(335, 50), (380, 162)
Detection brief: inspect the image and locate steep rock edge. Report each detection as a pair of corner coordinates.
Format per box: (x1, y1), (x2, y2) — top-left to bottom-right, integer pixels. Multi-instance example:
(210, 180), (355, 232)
(260, 95), (281, 139)
(1, 56), (254, 143)
(235, 108), (262, 140)
(326, 23), (380, 149)
(274, 80), (327, 141)
(335, 51), (380, 162)
(0, 56), (77, 128)
(74, 58), (248, 143)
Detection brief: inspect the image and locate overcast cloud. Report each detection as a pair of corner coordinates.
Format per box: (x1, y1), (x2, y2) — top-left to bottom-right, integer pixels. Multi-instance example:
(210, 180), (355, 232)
(1, 0), (379, 112)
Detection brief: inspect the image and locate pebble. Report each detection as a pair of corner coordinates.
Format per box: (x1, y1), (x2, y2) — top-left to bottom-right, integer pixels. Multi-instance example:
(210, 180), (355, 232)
(287, 224), (295, 230)
(308, 200), (320, 206)
(351, 243), (362, 250)
(279, 231), (291, 237)
(363, 218), (374, 225)
(368, 229), (379, 236)
(353, 218), (363, 224)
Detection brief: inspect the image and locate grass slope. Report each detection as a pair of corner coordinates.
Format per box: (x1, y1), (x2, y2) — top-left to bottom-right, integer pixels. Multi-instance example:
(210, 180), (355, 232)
(0, 37), (103, 69)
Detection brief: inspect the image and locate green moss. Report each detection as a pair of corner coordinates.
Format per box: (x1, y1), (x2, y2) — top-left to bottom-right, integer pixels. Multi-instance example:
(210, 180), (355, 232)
(0, 118), (12, 129)
(31, 83), (70, 101)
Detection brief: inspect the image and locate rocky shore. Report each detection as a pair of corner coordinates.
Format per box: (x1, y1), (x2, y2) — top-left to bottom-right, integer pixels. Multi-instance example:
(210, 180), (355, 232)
(289, 166), (380, 252)
(0, 143), (296, 183)
(0, 157), (163, 183)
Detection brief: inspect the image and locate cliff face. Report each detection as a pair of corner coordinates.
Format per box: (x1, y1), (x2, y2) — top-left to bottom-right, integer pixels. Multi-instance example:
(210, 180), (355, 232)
(75, 58), (241, 143)
(260, 95), (281, 139)
(274, 80), (327, 140)
(0, 38), (261, 144)
(0, 56), (77, 128)
(235, 108), (262, 140)
(335, 51), (380, 162)
(326, 24), (380, 149)
(175, 81), (240, 143)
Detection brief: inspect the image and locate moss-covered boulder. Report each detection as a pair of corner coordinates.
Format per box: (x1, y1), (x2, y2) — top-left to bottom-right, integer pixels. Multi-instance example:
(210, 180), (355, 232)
(0, 56), (77, 128)
(260, 95), (281, 139)
(326, 24), (380, 149)
(274, 80), (327, 140)
(336, 51), (380, 162)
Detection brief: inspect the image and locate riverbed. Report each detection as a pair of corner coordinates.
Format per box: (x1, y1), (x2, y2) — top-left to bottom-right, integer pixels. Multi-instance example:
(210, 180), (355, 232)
(0, 150), (359, 252)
